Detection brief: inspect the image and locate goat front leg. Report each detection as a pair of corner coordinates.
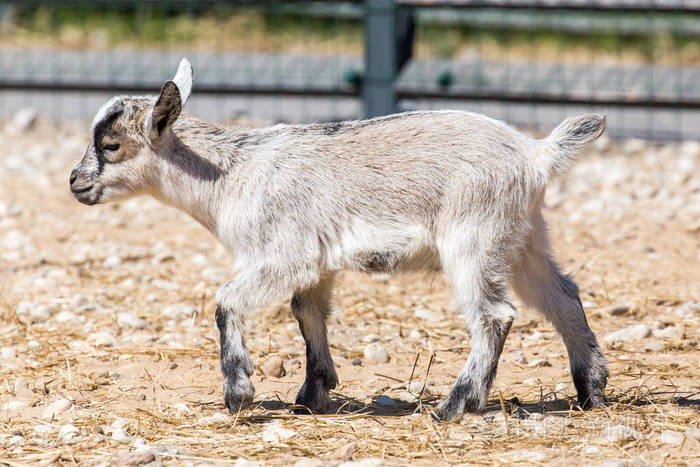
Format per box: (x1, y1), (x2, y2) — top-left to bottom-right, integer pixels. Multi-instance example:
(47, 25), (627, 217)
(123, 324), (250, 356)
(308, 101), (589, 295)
(215, 273), (286, 414)
(291, 274), (338, 414)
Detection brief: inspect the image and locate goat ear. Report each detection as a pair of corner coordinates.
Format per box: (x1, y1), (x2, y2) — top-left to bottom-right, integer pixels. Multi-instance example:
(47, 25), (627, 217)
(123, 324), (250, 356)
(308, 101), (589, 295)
(171, 58), (193, 106)
(148, 81), (182, 139)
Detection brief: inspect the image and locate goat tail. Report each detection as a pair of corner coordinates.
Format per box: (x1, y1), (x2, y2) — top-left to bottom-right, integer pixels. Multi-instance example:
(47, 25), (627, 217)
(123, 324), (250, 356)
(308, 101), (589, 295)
(541, 114), (606, 179)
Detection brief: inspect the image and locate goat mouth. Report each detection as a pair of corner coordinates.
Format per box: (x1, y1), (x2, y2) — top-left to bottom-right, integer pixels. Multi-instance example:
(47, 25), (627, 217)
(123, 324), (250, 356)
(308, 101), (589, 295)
(72, 185), (101, 205)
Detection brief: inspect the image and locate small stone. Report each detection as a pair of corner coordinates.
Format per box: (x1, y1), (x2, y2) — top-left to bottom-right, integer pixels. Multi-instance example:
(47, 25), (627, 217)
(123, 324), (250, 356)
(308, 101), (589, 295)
(375, 395), (398, 406)
(660, 429), (684, 445)
(331, 441), (358, 460)
(116, 450), (155, 466)
(117, 312), (147, 330)
(234, 459), (261, 467)
(406, 381), (428, 394)
(197, 412), (228, 426)
(173, 403), (190, 414)
(583, 445), (600, 454)
(654, 326), (681, 340)
(263, 356), (286, 378)
(58, 424), (79, 440)
(111, 428), (132, 443)
(88, 331), (117, 348)
(13, 377), (28, 392)
(606, 305), (630, 316)
(3, 400), (29, 410)
(12, 107), (38, 131)
(527, 359), (551, 368)
(0, 347), (16, 360)
(351, 357), (362, 366)
(555, 383), (568, 393)
(111, 418), (130, 429)
(42, 398), (72, 419)
(528, 412), (544, 421)
(16, 301), (53, 324)
(55, 310), (78, 323)
(339, 459), (384, 467)
(643, 340), (665, 352)
(512, 451), (546, 462)
(408, 329), (425, 341)
(294, 458), (324, 467)
(162, 303), (195, 321)
(600, 424), (642, 443)
(33, 425), (55, 436)
(262, 422), (296, 443)
(413, 306), (443, 322)
(685, 427), (700, 441)
(363, 343), (389, 364)
(152, 279), (179, 291)
(602, 459), (626, 467)
(361, 334), (381, 343)
(603, 324), (651, 343)
(102, 255), (123, 268)
(511, 351), (528, 365)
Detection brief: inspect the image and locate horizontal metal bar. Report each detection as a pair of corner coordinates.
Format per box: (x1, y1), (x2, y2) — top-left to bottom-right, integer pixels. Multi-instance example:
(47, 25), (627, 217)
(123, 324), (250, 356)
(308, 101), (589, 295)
(398, 1), (700, 13)
(397, 90), (700, 109)
(0, 81), (360, 98)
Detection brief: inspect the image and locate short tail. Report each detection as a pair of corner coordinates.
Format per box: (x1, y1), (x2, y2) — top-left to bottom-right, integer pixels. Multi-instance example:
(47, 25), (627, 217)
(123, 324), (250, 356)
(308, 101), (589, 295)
(543, 114), (606, 178)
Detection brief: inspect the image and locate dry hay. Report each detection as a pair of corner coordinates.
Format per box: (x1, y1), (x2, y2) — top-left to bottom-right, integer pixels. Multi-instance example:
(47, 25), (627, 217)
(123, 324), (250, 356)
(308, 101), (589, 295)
(0, 118), (698, 466)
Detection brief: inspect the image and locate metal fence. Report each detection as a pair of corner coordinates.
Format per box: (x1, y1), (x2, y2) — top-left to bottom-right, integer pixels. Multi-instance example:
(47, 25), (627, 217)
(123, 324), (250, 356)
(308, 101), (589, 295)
(1, 0), (698, 139)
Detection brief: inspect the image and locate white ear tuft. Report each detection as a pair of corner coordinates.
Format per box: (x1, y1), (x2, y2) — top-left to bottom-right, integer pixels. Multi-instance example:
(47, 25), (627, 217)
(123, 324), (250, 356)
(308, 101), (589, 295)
(172, 58), (193, 107)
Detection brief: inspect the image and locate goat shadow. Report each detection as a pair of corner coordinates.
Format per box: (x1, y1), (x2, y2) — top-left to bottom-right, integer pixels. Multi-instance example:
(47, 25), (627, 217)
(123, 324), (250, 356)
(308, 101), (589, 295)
(239, 389), (700, 424)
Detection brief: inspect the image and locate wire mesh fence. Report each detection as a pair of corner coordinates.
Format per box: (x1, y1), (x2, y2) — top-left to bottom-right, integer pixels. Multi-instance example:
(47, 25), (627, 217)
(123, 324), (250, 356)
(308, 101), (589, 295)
(0, 0), (698, 139)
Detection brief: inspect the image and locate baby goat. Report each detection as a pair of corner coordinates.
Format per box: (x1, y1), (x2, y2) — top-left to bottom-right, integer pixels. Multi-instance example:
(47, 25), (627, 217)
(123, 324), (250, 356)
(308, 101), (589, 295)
(70, 59), (608, 421)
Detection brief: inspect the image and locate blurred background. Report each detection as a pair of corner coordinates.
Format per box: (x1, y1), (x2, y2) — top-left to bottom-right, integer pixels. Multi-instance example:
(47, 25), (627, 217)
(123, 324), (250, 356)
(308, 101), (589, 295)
(0, 0), (698, 139)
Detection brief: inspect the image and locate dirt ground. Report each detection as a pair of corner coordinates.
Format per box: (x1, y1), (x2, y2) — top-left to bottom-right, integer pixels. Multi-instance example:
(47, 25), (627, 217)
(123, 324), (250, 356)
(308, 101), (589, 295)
(0, 116), (698, 466)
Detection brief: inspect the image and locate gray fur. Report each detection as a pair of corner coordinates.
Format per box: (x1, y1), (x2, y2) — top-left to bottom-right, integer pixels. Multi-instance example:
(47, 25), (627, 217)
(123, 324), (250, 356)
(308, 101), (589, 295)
(70, 59), (609, 421)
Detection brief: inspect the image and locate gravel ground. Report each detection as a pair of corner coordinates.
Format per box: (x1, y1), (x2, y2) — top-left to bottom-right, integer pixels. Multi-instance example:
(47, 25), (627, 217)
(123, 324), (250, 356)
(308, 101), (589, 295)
(0, 113), (698, 466)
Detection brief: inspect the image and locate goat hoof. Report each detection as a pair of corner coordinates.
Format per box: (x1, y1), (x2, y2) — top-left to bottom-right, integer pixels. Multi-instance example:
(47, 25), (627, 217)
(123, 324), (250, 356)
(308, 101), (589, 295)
(223, 378), (255, 414)
(294, 382), (331, 414)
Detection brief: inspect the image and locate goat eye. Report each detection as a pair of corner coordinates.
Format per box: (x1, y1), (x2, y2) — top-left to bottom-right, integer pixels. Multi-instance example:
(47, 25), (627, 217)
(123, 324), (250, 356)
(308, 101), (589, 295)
(103, 143), (120, 152)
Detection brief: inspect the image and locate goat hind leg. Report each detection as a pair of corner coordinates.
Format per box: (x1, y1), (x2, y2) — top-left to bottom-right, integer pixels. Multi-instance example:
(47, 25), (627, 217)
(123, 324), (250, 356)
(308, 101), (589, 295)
(292, 274), (338, 414)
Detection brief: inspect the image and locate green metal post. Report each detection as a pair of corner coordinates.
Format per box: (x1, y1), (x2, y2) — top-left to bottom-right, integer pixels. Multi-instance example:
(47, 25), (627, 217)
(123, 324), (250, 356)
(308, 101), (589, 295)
(364, 0), (396, 118)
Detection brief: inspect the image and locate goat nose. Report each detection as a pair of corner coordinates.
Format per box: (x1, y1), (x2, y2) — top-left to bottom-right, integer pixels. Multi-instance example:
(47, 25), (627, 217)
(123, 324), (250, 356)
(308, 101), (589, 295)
(69, 169), (78, 185)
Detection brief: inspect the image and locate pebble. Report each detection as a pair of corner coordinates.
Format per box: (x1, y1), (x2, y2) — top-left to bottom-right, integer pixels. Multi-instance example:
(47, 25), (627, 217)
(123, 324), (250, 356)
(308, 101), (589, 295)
(197, 412), (228, 426)
(660, 429), (684, 445)
(3, 400), (29, 410)
(173, 403), (190, 414)
(111, 428), (132, 443)
(294, 459), (324, 467)
(117, 312), (148, 330)
(643, 340), (665, 352)
(162, 303), (195, 321)
(55, 310), (78, 324)
(339, 459), (383, 467)
(601, 459), (626, 467)
(600, 424), (642, 443)
(361, 334), (381, 343)
(686, 427), (700, 441)
(102, 255), (123, 268)
(12, 108), (39, 131)
(332, 441), (358, 460)
(512, 451), (546, 462)
(112, 418), (131, 429)
(42, 398), (72, 419)
(603, 324), (651, 343)
(653, 326), (681, 340)
(234, 459), (261, 467)
(413, 306), (443, 322)
(58, 424), (79, 440)
(263, 356), (286, 378)
(88, 331), (117, 348)
(555, 382), (568, 393)
(511, 351), (528, 365)
(606, 305), (630, 316)
(351, 357), (362, 366)
(363, 343), (389, 364)
(116, 450), (155, 466)
(152, 279), (179, 291)
(0, 347), (16, 360)
(406, 380), (428, 394)
(33, 425), (55, 436)
(15, 301), (53, 324)
(262, 422), (296, 443)
(582, 445), (601, 454)
(13, 377), (29, 392)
